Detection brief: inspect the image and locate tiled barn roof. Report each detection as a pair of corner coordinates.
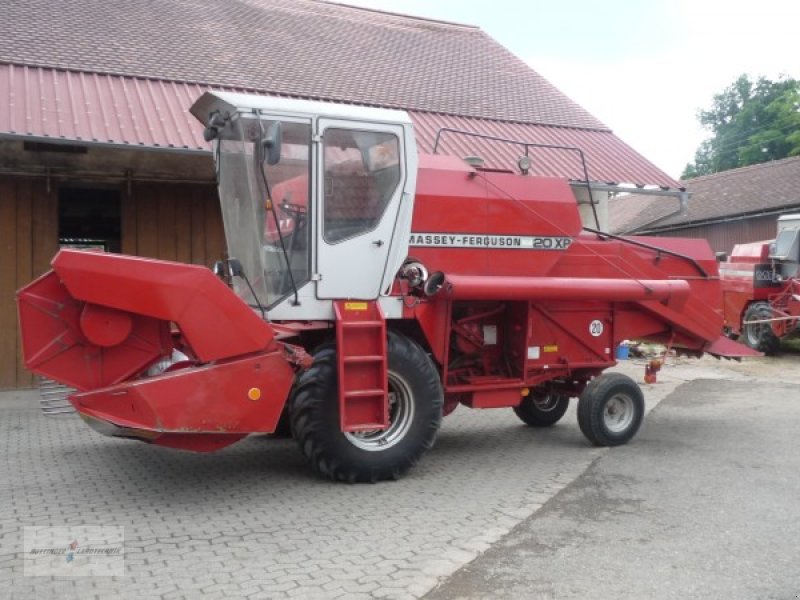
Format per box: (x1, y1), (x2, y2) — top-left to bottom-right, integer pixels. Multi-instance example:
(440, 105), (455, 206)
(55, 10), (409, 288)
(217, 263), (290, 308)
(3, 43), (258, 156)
(0, 0), (681, 187)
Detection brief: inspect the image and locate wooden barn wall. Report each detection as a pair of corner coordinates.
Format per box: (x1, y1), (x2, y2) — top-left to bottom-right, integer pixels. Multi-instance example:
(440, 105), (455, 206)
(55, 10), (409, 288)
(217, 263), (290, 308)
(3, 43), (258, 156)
(0, 177), (224, 390)
(122, 182), (225, 264)
(653, 215), (778, 255)
(0, 176), (58, 389)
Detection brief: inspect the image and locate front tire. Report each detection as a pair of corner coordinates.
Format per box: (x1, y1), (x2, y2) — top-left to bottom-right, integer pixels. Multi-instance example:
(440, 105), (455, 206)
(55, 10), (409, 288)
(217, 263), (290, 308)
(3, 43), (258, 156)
(577, 373), (644, 446)
(289, 332), (443, 482)
(513, 393), (569, 427)
(742, 302), (780, 355)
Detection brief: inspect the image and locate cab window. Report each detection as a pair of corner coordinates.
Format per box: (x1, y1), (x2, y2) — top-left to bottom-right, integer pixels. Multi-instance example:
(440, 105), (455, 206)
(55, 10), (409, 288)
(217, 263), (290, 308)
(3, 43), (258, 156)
(322, 129), (401, 243)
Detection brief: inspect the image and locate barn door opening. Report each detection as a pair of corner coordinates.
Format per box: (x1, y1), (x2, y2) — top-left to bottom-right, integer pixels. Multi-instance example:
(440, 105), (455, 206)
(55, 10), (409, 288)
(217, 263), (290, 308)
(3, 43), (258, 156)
(58, 188), (121, 252)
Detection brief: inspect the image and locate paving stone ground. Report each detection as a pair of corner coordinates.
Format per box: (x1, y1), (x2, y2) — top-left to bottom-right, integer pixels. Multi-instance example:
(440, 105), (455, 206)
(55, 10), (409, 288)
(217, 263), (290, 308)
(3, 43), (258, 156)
(0, 360), (705, 599)
(425, 373), (800, 599)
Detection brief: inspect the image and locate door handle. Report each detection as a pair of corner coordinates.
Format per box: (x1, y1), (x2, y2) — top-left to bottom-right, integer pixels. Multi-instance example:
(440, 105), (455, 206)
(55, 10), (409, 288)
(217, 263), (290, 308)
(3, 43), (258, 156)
(372, 240), (384, 247)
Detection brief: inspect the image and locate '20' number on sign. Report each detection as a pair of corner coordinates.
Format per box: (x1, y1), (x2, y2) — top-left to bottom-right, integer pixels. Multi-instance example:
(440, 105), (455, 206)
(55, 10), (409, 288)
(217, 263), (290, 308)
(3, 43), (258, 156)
(589, 320), (604, 337)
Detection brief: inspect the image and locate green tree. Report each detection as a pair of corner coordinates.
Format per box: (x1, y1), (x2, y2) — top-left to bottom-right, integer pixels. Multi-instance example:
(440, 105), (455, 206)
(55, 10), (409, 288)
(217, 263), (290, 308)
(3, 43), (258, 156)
(682, 75), (800, 179)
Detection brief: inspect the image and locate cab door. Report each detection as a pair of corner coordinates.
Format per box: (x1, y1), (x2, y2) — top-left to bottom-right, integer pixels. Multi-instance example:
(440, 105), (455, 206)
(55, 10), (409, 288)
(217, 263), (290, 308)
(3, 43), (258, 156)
(315, 120), (407, 299)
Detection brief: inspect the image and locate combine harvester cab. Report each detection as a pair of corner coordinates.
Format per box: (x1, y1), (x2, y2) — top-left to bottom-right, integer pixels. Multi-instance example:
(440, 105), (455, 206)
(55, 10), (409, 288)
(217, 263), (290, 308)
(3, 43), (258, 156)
(17, 91), (758, 482)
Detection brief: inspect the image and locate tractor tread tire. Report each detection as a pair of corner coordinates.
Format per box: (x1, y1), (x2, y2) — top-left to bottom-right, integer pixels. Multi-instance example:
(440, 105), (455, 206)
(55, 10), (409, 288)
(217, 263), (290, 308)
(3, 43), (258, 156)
(513, 394), (569, 427)
(289, 333), (443, 483)
(742, 302), (781, 356)
(577, 373), (644, 447)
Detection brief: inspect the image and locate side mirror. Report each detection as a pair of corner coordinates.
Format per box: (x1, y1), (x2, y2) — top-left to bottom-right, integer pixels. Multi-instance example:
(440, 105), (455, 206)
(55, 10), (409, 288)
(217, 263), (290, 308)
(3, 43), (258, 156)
(227, 257), (244, 277)
(203, 112), (226, 142)
(262, 121), (282, 166)
(212, 258), (243, 281)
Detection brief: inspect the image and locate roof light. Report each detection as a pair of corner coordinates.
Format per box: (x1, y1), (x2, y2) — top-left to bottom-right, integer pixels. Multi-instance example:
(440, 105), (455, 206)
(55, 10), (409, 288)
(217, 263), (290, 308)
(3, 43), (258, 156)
(518, 155), (532, 175)
(463, 156), (484, 168)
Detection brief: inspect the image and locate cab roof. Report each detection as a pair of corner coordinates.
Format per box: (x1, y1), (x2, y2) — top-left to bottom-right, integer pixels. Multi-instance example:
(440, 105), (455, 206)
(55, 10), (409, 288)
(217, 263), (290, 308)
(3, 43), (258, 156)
(190, 91), (413, 127)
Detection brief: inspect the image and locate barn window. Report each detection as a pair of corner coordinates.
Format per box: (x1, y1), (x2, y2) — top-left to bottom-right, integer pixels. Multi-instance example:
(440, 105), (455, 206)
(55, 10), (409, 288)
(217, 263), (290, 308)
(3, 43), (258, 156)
(58, 188), (121, 253)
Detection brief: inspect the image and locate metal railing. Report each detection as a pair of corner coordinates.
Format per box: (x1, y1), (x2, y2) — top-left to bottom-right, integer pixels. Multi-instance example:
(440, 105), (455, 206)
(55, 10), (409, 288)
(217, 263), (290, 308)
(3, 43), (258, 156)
(431, 127), (599, 229)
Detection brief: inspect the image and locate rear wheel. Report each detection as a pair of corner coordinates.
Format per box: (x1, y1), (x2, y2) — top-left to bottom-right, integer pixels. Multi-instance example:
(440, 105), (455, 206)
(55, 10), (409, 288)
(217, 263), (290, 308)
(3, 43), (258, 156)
(742, 302), (780, 355)
(289, 332), (443, 482)
(513, 393), (569, 427)
(577, 373), (644, 446)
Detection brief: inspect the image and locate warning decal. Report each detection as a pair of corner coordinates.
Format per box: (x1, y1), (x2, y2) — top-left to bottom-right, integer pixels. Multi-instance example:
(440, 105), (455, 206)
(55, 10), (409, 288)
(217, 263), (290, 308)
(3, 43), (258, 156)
(344, 302), (368, 311)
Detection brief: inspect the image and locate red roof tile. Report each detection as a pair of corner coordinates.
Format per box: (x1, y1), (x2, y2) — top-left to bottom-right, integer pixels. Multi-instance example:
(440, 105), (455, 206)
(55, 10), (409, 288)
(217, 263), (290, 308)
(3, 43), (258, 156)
(0, 63), (680, 187)
(0, 0), (685, 187)
(411, 112), (677, 186)
(0, 0), (606, 130)
(0, 64), (211, 150)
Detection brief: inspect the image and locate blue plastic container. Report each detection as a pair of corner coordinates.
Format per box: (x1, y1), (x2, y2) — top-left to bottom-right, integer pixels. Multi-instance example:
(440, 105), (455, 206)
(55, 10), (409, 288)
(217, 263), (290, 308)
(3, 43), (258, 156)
(615, 344), (630, 360)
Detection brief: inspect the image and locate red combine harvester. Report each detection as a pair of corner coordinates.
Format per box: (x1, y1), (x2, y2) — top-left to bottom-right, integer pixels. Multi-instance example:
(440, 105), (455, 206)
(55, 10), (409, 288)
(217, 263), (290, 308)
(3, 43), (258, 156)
(17, 92), (756, 482)
(720, 214), (800, 354)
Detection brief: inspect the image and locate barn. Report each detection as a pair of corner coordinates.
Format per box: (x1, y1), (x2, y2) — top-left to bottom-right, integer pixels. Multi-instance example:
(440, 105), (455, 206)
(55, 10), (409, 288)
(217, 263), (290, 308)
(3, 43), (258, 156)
(0, 0), (680, 388)
(609, 156), (800, 253)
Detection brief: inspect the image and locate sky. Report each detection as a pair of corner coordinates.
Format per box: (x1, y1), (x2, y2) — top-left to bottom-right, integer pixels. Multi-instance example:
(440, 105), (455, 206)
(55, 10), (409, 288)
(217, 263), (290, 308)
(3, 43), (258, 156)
(335, 0), (800, 179)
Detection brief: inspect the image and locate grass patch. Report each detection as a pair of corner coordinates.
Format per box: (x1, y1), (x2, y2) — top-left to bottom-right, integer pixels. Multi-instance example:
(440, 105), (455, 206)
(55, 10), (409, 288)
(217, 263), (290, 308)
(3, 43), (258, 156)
(781, 337), (800, 354)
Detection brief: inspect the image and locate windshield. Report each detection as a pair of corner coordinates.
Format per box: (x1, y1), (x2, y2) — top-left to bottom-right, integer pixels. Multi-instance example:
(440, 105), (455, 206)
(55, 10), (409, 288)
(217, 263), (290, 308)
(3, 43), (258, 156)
(215, 115), (312, 309)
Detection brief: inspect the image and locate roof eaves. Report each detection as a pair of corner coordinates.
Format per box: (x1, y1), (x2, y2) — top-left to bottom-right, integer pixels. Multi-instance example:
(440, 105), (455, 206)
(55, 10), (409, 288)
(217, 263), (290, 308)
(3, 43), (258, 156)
(638, 202), (800, 233)
(0, 132), (209, 154)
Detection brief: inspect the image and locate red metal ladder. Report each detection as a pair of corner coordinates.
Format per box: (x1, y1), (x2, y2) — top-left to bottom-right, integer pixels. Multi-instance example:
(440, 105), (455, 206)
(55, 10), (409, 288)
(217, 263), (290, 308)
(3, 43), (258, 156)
(333, 301), (389, 432)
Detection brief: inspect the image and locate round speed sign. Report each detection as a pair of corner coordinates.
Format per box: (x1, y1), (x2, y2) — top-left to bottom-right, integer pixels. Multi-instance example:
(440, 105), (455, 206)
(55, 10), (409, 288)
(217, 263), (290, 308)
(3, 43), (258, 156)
(589, 320), (604, 337)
